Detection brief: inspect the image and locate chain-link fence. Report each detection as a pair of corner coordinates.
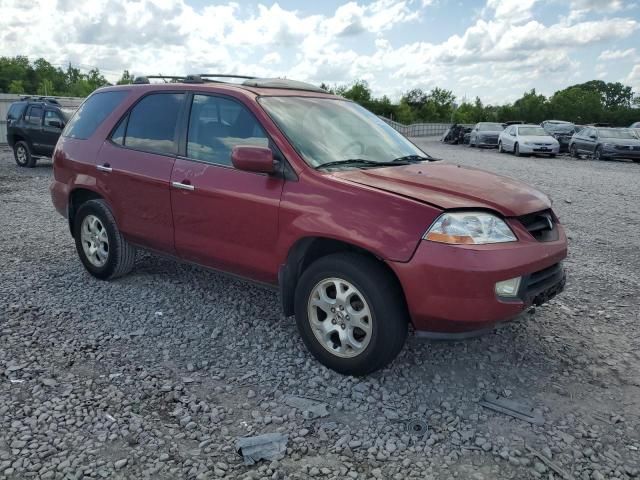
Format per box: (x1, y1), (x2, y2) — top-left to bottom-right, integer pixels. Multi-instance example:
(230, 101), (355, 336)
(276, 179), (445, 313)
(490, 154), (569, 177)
(379, 117), (474, 137)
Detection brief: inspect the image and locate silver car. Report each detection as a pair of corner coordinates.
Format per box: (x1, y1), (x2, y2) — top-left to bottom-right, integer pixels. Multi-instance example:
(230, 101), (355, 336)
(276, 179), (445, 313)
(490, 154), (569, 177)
(469, 122), (504, 147)
(498, 124), (560, 157)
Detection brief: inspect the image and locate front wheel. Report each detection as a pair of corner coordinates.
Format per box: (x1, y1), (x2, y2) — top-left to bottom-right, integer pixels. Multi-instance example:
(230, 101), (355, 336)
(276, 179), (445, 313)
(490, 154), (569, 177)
(498, 142), (504, 153)
(14, 141), (36, 168)
(73, 199), (136, 280)
(570, 144), (579, 158)
(594, 146), (603, 161)
(294, 253), (408, 376)
(514, 143), (521, 157)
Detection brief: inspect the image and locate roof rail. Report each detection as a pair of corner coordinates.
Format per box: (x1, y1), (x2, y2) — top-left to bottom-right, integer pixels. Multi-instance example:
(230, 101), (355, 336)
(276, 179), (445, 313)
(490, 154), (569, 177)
(18, 96), (61, 105)
(198, 74), (257, 80)
(242, 78), (327, 93)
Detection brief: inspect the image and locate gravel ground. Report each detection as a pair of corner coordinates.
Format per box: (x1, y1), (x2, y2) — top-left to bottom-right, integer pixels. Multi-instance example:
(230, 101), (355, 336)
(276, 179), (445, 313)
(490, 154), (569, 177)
(1, 140), (639, 480)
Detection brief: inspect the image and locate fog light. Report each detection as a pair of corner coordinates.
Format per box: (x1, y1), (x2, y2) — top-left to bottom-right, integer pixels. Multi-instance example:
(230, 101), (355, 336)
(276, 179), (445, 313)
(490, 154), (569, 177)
(495, 277), (521, 297)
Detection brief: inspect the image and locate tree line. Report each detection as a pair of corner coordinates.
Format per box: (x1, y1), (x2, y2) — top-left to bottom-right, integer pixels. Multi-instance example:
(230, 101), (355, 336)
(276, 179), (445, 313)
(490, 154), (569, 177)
(322, 79), (639, 126)
(2, 56), (638, 126)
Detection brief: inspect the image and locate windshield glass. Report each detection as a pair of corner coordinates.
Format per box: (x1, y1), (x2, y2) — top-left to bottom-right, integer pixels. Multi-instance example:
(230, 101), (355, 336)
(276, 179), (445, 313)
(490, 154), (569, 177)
(258, 97), (426, 168)
(519, 127), (548, 136)
(599, 128), (637, 139)
(478, 123), (504, 131)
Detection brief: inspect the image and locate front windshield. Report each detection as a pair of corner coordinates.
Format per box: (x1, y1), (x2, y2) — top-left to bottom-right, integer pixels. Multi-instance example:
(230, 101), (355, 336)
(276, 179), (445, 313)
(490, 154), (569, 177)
(478, 123), (504, 131)
(258, 97), (426, 168)
(599, 128), (637, 139)
(519, 127), (548, 136)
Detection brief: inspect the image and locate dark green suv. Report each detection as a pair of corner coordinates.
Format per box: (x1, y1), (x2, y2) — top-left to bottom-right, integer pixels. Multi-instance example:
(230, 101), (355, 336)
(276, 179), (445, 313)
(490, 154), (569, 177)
(6, 97), (73, 167)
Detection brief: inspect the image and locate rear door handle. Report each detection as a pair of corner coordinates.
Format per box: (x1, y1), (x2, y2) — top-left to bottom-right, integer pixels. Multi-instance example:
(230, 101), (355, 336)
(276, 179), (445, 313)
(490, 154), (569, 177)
(97, 163), (112, 172)
(171, 181), (195, 191)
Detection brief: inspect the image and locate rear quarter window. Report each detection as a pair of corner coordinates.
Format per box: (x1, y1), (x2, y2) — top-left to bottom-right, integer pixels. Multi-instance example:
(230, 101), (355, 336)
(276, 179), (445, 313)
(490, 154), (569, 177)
(7, 103), (26, 121)
(63, 90), (129, 140)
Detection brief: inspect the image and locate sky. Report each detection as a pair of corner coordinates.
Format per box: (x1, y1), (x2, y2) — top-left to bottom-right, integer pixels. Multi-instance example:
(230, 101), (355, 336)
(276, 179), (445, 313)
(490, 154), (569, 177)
(1, 0), (639, 104)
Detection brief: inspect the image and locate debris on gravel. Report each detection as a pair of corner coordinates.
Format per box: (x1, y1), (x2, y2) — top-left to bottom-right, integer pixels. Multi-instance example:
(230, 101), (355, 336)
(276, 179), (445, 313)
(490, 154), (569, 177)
(1, 142), (639, 479)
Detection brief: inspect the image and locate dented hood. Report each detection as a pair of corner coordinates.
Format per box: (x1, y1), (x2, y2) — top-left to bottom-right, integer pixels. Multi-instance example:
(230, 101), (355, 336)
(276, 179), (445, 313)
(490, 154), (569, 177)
(331, 163), (551, 217)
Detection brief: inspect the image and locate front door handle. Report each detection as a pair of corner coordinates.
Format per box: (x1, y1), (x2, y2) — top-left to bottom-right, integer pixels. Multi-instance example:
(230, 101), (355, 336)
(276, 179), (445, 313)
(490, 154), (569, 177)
(97, 163), (112, 172)
(171, 181), (195, 191)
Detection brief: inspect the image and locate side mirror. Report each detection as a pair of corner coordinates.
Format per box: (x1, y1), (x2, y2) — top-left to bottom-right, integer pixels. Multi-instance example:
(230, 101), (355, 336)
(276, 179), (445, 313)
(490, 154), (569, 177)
(589, 135), (597, 139)
(49, 120), (63, 129)
(231, 146), (275, 174)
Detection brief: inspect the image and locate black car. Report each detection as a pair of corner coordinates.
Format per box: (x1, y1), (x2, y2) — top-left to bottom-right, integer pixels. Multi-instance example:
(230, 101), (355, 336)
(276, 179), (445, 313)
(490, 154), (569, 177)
(569, 127), (640, 162)
(541, 120), (580, 153)
(6, 97), (73, 167)
(441, 124), (472, 144)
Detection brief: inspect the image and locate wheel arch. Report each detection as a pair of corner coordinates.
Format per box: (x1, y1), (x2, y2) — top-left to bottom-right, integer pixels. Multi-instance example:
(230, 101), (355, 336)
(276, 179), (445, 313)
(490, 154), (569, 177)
(279, 237), (409, 320)
(68, 188), (105, 236)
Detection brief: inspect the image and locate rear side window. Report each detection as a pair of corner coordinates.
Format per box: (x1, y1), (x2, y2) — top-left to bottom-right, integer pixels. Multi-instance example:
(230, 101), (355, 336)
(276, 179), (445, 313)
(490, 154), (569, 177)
(25, 106), (43, 125)
(64, 90), (129, 140)
(119, 93), (184, 156)
(7, 103), (26, 121)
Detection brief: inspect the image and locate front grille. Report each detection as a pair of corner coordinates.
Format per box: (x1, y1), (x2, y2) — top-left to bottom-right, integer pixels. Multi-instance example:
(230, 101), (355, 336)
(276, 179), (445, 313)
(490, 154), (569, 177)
(534, 142), (553, 146)
(519, 263), (565, 306)
(517, 209), (558, 242)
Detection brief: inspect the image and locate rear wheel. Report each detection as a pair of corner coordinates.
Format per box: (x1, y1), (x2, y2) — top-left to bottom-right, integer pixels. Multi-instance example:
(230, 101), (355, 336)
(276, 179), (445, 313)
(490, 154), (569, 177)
(294, 253), (408, 376)
(14, 141), (36, 168)
(73, 199), (136, 280)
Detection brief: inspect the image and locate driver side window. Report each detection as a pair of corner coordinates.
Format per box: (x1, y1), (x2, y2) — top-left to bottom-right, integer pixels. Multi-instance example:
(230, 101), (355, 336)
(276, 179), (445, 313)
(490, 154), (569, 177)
(186, 95), (269, 166)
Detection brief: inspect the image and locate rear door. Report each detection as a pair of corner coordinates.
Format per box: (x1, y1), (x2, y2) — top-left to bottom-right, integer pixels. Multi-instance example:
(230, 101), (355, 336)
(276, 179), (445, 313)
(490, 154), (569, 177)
(170, 93), (284, 284)
(96, 92), (185, 253)
(42, 109), (65, 156)
(23, 105), (46, 155)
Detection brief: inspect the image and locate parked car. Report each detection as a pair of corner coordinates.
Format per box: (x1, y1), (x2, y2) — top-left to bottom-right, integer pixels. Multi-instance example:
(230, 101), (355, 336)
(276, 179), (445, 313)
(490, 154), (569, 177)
(541, 120), (580, 152)
(50, 75), (568, 375)
(469, 122), (505, 148)
(498, 124), (560, 157)
(569, 127), (640, 162)
(630, 122), (640, 138)
(6, 97), (73, 167)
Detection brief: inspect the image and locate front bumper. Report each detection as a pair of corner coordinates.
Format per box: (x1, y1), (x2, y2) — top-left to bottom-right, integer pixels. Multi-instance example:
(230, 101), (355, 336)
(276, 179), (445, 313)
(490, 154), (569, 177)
(519, 144), (559, 155)
(477, 138), (499, 147)
(389, 224), (567, 333)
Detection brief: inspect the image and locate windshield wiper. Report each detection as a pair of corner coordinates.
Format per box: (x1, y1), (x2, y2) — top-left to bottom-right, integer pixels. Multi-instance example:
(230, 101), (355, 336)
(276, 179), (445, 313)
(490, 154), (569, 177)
(391, 154), (437, 163)
(316, 158), (411, 170)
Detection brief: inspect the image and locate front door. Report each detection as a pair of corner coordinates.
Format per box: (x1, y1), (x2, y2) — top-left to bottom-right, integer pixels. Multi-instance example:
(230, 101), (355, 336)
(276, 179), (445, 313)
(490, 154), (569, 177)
(42, 110), (65, 156)
(96, 92), (185, 254)
(170, 94), (284, 284)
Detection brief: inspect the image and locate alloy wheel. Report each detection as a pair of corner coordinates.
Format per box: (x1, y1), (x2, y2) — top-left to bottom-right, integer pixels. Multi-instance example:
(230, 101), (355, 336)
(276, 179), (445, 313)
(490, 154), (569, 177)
(16, 146), (27, 165)
(80, 214), (109, 267)
(307, 277), (372, 358)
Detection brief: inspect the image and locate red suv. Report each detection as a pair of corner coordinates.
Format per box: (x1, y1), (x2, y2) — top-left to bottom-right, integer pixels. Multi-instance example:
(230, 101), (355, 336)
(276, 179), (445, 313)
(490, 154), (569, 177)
(50, 75), (567, 375)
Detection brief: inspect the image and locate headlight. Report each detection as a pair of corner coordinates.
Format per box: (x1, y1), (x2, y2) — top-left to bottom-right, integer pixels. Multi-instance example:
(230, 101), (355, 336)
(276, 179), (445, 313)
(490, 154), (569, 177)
(424, 212), (517, 245)
(524, 141), (532, 145)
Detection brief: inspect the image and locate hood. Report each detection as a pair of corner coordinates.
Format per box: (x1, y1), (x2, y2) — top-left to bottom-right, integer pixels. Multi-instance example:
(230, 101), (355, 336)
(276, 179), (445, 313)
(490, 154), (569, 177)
(332, 163), (551, 217)
(518, 135), (557, 143)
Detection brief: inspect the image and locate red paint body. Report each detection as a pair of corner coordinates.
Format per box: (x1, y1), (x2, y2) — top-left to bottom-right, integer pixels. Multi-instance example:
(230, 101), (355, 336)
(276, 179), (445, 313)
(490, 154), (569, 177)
(50, 83), (568, 334)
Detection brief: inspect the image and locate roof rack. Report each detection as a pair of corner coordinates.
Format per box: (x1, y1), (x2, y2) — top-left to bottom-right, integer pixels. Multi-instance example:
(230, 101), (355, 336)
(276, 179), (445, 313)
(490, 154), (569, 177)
(19, 96), (61, 105)
(130, 74), (327, 93)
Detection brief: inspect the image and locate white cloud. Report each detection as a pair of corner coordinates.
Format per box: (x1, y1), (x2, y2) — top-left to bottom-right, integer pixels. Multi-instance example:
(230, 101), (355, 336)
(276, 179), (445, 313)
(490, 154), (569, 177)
(486, 0), (538, 23)
(597, 48), (636, 61)
(626, 64), (640, 90)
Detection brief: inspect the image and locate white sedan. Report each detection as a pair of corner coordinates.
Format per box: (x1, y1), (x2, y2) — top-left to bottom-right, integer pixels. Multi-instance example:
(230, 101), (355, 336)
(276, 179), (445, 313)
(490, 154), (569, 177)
(498, 124), (560, 157)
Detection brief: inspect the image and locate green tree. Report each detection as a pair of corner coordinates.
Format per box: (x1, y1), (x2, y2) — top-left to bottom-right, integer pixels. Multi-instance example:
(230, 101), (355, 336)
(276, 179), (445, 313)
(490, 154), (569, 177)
(548, 87), (603, 124)
(117, 70), (135, 85)
(8, 79), (25, 94)
(37, 78), (54, 96)
(511, 89), (547, 123)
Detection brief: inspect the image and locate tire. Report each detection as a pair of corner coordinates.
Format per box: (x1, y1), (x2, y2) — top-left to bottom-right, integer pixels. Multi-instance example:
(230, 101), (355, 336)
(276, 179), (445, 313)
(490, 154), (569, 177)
(469, 137), (476, 147)
(498, 142), (503, 153)
(73, 199), (136, 280)
(570, 144), (579, 158)
(633, 159), (640, 164)
(549, 154), (556, 158)
(294, 253), (408, 376)
(514, 143), (521, 157)
(14, 141), (36, 168)
(594, 146), (602, 161)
